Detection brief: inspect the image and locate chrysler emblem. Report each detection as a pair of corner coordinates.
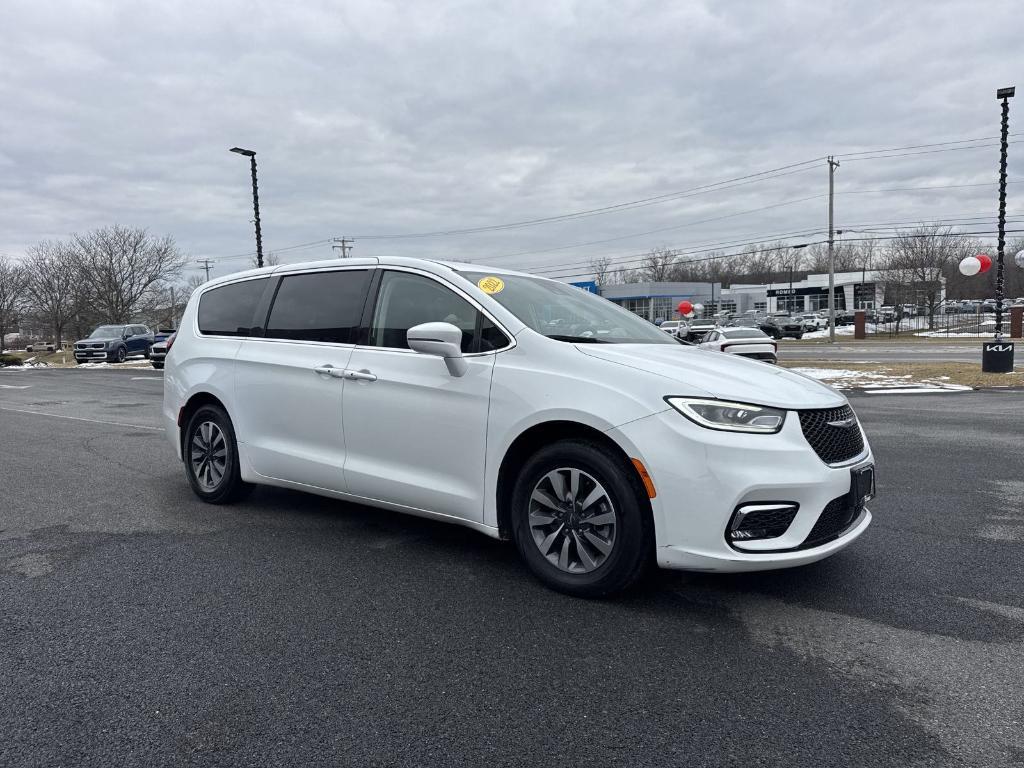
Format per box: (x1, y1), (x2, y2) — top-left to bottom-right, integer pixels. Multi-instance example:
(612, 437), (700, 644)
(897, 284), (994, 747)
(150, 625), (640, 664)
(827, 417), (856, 428)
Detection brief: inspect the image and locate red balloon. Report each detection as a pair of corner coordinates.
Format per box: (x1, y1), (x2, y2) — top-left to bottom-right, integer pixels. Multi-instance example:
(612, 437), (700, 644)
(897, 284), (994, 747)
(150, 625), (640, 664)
(976, 253), (992, 273)
(677, 300), (693, 315)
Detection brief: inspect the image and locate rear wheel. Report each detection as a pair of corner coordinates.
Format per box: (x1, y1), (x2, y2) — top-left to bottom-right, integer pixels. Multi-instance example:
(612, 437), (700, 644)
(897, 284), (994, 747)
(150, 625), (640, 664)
(510, 440), (653, 597)
(183, 405), (253, 504)
(152, 362), (164, 369)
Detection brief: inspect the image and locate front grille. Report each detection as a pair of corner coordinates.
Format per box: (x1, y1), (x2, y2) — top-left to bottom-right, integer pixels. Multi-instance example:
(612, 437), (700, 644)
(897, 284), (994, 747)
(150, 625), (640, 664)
(797, 405), (864, 465)
(799, 495), (863, 549)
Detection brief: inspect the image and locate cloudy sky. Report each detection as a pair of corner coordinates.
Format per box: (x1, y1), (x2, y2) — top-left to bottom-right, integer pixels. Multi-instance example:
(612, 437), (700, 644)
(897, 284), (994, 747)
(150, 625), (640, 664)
(1, 0), (1021, 281)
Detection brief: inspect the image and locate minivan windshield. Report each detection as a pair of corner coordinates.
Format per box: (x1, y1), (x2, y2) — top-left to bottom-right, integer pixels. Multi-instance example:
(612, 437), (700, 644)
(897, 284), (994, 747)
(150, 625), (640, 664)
(460, 272), (675, 344)
(89, 325), (125, 338)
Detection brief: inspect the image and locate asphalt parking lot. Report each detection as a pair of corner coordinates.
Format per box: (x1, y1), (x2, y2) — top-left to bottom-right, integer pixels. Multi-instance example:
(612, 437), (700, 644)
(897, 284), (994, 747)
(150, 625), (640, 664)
(2, 368), (1023, 767)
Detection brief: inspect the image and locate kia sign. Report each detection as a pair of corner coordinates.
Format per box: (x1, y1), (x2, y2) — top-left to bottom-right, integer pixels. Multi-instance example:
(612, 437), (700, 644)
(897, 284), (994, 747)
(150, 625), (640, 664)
(982, 341), (1014, 373)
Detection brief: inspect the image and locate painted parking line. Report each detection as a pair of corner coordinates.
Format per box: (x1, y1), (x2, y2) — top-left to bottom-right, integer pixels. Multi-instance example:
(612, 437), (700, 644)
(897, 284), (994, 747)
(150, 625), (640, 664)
(131, 377), (163, 381)
(0, 384), (32, 389)
(0, 406), (163, 431)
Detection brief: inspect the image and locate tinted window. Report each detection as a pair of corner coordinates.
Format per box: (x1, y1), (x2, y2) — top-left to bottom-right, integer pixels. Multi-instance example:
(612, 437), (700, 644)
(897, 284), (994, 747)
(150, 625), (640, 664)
(198, 278), (269, 337)
(265, 270), (370, 344)
(370, 271), (507, 353)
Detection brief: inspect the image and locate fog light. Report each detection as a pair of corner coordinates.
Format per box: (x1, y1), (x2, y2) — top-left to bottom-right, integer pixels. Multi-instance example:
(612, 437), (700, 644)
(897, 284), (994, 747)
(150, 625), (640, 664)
(728, 502), (799, 541)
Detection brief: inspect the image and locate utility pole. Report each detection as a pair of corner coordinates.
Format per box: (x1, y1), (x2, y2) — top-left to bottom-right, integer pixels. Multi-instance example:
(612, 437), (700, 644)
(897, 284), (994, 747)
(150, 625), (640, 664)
(196, 258), (214, 281)
(332, 237), (354, 258)
(827, 156), (840, 343)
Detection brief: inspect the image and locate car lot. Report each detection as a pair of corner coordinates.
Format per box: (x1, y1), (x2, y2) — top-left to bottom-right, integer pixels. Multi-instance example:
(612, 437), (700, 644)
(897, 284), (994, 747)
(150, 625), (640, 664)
(2, 368), (1023, 766)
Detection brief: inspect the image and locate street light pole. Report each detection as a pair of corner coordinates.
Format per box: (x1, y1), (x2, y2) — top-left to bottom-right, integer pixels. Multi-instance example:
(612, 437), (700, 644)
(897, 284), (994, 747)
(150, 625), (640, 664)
(230, 147), (264, 269)
(995, 87), (1014, 338)
(827, 156), (840, 343)
(982, 86), (1015, 373)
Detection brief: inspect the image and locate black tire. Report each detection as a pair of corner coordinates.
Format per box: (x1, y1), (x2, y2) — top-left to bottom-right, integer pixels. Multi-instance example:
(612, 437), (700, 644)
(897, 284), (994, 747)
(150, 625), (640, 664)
(510, 440), (653, 597)
(115, 345), (127, 363)
(144, 348), (151, 359)
(183, 404), (253, 504)
(152, 362), (164, 369)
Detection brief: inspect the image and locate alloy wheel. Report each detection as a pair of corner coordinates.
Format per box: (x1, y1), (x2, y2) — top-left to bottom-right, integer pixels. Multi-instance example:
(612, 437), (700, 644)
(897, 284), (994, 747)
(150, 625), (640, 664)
(190, 420), (227, 491)
(528, 467), (617, 574)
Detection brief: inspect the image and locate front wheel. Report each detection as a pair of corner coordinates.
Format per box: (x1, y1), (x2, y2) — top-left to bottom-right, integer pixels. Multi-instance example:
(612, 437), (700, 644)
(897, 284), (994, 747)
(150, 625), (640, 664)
(115, 345), (127, 363)
(152, 362), (164, 369)
(183, 405), (253, 504)
(510, 440), (653, 597)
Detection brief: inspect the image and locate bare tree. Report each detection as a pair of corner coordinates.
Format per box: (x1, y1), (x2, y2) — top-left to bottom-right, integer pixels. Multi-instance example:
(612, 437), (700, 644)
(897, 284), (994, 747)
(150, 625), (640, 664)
(590, 256), (614, 288)
(0, 255), (29, 351)
(882, 226), (972, 329)
(73, 225), (187, 322)
(250, 251), (281, 268)
(639, 247), (676, 282)
(24, 241), (81, 347)
(184, 272), (208, 294)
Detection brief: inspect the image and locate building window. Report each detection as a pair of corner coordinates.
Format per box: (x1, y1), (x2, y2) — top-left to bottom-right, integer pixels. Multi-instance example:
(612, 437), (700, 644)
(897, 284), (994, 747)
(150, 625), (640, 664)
(618, 298), (651, 319)
(653, 297), (674, 320)
(718, 301), (737, 314)
(778, 295), (804, 313)
(754, 302), (767, 312)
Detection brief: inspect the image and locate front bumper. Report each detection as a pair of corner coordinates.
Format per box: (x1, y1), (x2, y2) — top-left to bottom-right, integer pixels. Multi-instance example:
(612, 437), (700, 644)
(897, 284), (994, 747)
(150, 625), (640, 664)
(74, 347), (112, 361)
(609, 406), (873, 573)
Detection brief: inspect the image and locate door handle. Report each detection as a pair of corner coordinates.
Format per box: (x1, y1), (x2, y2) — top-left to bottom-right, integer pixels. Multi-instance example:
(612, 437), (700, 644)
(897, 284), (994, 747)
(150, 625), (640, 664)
(344, 369), (377, 382)
(313, 365), (346, 378)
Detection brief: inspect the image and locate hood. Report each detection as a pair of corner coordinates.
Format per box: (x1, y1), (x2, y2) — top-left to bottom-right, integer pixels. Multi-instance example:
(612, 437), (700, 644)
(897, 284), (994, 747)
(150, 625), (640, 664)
(77, 336), (119, 344)
(576, 343), (845, 410)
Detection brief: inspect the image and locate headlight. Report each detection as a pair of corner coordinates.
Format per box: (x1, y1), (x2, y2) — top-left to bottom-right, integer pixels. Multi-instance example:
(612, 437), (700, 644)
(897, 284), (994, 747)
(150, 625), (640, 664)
(665, 397), (786, 433)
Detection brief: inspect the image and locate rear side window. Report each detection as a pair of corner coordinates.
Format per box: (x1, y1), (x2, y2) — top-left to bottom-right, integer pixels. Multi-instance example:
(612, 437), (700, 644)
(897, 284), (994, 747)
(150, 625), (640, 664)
(198, 278), (269, 337)
(265, 270), (370, 344)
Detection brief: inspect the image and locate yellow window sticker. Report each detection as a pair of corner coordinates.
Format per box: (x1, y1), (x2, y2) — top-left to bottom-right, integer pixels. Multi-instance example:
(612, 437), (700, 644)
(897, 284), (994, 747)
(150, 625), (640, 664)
(477, 276), (505, 294)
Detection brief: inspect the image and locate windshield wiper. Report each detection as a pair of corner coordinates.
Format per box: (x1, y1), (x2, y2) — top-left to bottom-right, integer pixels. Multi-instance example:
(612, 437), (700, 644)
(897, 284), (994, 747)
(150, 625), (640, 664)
(545, 334), (611, 343)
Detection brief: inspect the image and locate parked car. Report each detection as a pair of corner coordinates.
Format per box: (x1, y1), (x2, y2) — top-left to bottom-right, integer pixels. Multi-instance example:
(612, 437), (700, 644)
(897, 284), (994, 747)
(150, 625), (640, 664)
(681, 318), (717, 342)
(798, 313), (826, 331)
(878, 306), (897, 322)
(727, 316), (783, 339)
(658, 320), (684, 337)
(763, 314), (804, 339)
(698, 327), (778, 364)
(25, 341), (56, 353)
(73, 324), (154, 364)
(163, 257), (875, 597)
(150, 332), (176, 369)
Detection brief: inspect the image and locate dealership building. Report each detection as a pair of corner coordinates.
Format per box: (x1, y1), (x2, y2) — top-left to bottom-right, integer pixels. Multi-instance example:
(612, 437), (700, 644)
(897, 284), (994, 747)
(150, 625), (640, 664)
(597, 269), (927, 321)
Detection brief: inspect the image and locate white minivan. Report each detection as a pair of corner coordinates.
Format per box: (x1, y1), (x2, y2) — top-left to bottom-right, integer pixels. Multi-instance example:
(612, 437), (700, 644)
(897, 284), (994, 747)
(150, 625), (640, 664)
(163, 257), (875, 596)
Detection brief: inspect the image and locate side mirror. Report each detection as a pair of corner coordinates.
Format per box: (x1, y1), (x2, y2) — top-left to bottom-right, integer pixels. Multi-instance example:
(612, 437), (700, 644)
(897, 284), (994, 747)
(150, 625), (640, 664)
(407, 322), (468, 377)
(122, 331), (130, 340)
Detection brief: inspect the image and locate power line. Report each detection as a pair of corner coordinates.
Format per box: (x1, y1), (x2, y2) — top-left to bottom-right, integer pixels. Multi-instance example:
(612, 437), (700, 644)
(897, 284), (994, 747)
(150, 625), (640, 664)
(835, 132), (1023, 158)
(839, 141), (1022, 163)
(348, 161), (826, 240)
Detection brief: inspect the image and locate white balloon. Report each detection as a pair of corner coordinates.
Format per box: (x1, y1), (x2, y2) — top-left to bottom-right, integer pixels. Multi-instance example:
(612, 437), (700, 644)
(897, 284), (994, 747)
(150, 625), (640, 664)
(959, 256), (981, 276)
(693, 303), (705, 312)
(1015, 249), (1024, 269)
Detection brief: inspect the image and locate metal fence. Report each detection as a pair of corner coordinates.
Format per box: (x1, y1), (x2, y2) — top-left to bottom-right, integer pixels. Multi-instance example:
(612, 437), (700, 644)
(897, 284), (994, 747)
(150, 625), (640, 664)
(873, 310), (998, 338)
